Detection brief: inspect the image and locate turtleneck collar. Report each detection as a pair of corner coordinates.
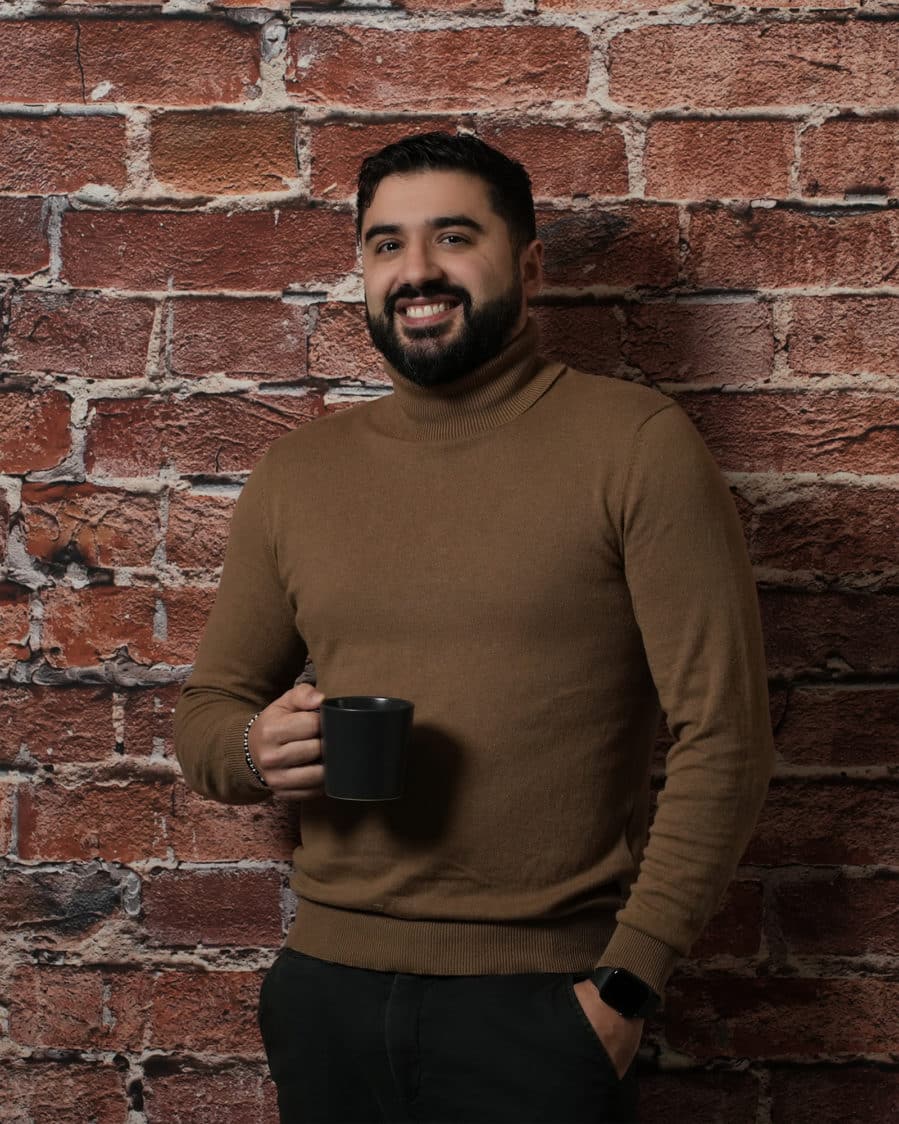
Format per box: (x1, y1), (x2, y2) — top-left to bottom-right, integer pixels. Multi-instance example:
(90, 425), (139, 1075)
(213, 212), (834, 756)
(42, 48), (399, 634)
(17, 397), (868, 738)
(373, 316), (565, 442)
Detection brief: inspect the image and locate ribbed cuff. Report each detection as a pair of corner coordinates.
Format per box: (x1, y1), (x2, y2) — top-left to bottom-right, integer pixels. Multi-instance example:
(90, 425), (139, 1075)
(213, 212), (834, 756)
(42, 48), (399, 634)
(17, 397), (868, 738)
(222, 710), (272, 803)
(595, 922), (680, 996)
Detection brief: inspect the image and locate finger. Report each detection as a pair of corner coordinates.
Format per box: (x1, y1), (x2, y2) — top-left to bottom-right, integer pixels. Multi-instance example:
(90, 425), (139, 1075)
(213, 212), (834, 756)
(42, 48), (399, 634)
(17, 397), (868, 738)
(273, 683), (324, 714)
(268, 711), (321, 747)
(268, 763), (325, 792)
(262, 738), (322, 772)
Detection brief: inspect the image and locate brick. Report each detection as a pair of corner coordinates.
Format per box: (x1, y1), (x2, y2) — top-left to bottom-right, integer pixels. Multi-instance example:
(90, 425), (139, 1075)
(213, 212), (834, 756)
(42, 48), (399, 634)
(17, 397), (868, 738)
(147, 969), (266, 1055)
(0, 115), (127, 194)
(664, 976), (899, 1058)
(758, 589), (899, 678)
(76, 19), (259, 106)
(0, 389), (71, 474)
(21, 482), (161, 569)
(770, 1067), (899, 1124)
(0, 782), (12, 854)
(478, 123), (628, 199)
(645, 119), (793, 200)
(0, 864), (121, 937)
(688, 880), (763, 959)
(287, 27), (589, 111)
(0, 684), (115, 765)
(746, 779), (899, 865)
(121, 683), (182, 758)
(623, 300), (773, 383)
(17, 779), (175, 862)
(4, 291), (156, 379)
(686, 204), (899, 289)
(395, 0), (502, 10)
(62, 208), (356, 290)
(802, 118), (899, 198)
(0, 1062), (126, 1124)
(0, 582), (31, 666)
(0, 484), (9, 560)
(38, 585), (158, 668)
(142, 1064), (277, 1124)
(540, 0), (675, 8)
(539, 204), (680, 288)
(639, 1069), (758, 1124)
(775, 686), (899, 766)
(0, 196), (49, 276)
(609, 23), (899, 110)
(774, 873), (899, 956)
(0, 21), (83, 103)
(170, 297), (306, 380)
(151, 110), (297, 194)
(310, 118), (465, 201)
(166, 490), (236, 571)
(788, 295), (899, 377)
(169, 783), (298, 863)
(85, 392), (324, 477)
(750, 484), (899, 573)
(143, 867), (282, 946)
(164, 585), (221, 665)
(532, 304), (620, 376)
(7, 964), (150, 1051)
(677, 390), (899, 474)
(307, 303), (388, 384)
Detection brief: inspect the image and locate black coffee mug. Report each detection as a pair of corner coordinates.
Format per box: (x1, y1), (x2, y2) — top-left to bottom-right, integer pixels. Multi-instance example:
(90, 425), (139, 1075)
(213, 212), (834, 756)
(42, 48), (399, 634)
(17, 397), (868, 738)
(321, 696), (414, 801)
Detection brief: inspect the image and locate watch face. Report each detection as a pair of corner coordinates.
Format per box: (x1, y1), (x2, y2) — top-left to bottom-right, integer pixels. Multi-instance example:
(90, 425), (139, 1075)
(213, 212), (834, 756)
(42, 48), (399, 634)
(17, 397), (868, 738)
(601, 969), (644, 1012)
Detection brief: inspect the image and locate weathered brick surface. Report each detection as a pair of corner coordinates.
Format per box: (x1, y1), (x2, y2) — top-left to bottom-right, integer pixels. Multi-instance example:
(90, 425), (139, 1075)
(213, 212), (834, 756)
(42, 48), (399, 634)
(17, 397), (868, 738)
(21, 482), (162, 569)
(0, 782), (13, 855)
(770, 1067), (899, 1124)
(62, 208), (356, 290)
(609, 22), (899, 110)
(0, 390), (71, 474)
(0, 485), (9, 560)
(664, 975), (899, 1058)
(533, 304), (621, 376)
(0, 583), (31, 666)
(0, 21), (83, 104)
(142, 1064), (277, 1124)
(774, 686), (899, 766)
(169, 784), (299, 863)
(85, 393), (325, 477)
(0, 115), (127, 195)
(0, 684), (116, 765)
(142, 867), (283, 946)
(479, 123), (629, 199)
(151, 110), (297, 194)
(287, 27), (590, 111)
(802, 117), (899, 198)
(774, 873), (899, 956)
(166, 490), (236, 571)
(121, 683), (182, 758)
(147, 968), (267, 1055)
(749, 484), (899, 573)
(639, 1068), (758, 1124)
(4, 291), (156, 379)
(0, 864), (122, 939)
(688, 880), (763, 959)
(169, 297), (306, 380)
(307, 302), (388, 384)
(0, 1062), (127, 1124)
(788, 295), (899, 377)
(645, 119), (793, 200)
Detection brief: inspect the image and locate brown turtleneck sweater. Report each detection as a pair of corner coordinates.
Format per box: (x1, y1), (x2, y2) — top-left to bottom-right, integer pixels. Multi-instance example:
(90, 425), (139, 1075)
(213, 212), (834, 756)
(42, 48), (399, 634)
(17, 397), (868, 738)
(174, 317), (774, 994)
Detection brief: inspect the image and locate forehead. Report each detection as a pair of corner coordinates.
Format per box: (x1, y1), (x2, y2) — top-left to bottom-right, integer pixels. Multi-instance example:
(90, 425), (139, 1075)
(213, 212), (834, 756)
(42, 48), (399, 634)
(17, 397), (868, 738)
(363, 169), (496, 230)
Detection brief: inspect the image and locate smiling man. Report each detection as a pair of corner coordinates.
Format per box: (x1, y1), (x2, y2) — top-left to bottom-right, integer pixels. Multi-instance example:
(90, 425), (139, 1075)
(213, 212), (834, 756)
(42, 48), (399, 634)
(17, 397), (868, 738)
(175, 133), (775, 1124)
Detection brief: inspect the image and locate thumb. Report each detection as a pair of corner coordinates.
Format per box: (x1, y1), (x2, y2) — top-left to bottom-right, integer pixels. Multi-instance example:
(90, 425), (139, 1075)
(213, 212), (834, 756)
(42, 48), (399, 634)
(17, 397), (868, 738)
(275, 682), (324, 712)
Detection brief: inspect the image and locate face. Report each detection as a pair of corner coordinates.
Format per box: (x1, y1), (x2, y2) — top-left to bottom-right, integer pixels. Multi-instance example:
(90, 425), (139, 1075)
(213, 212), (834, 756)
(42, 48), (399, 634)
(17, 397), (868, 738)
(361, 170), (543, 387)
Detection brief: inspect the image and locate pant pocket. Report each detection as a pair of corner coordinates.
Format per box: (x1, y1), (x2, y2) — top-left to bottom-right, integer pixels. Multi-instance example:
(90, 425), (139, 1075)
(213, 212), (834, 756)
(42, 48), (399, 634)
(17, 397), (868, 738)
(561, 974), (623, 1081)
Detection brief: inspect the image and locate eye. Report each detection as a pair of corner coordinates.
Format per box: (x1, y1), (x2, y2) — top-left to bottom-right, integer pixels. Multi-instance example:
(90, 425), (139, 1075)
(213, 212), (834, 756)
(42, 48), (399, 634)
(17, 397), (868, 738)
(375, 239), (401, 254)
(439, 233), (468, 245)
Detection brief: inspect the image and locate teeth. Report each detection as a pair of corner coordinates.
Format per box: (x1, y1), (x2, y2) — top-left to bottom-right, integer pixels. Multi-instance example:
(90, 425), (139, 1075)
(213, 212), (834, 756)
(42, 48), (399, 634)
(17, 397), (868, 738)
(404, 303), (452, 319)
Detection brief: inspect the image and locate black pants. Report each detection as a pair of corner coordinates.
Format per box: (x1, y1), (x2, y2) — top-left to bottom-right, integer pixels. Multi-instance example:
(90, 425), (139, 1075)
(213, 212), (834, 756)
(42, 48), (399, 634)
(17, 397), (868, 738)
(259, 948), (639, 1124)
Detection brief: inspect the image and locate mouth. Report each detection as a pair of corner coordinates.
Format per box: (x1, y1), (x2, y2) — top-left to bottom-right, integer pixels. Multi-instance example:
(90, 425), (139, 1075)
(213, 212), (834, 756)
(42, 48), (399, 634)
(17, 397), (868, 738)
(394, 297), (463, 329)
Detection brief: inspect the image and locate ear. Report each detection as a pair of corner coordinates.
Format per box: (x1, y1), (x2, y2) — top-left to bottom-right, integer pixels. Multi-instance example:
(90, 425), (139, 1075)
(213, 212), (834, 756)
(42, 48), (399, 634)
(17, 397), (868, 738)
(519, 239), (543, 301)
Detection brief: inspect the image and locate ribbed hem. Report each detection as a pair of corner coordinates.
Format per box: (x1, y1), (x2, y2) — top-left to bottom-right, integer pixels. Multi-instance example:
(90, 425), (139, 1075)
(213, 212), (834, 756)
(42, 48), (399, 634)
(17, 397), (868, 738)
(286, 897), (617, 976)
(595, 922), (681, 996)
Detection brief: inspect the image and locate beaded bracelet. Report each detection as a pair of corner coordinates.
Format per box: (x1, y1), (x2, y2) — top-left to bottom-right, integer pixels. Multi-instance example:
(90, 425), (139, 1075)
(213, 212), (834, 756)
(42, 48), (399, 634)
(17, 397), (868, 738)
(243, 711), (268, 788)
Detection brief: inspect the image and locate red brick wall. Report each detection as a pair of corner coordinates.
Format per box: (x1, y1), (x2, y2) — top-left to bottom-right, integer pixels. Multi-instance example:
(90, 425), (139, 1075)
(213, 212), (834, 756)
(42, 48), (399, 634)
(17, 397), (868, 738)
(1, 2), (898, 1121)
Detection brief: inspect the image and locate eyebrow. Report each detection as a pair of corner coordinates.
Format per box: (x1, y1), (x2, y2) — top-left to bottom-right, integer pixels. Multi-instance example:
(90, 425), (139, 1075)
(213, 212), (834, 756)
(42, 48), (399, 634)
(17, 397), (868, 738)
(363, 215), (486, 245)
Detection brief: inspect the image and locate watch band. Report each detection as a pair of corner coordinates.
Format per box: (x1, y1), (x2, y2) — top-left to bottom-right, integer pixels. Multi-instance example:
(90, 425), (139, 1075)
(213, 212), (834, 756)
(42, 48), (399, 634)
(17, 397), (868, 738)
(588, 966), (660, 1019)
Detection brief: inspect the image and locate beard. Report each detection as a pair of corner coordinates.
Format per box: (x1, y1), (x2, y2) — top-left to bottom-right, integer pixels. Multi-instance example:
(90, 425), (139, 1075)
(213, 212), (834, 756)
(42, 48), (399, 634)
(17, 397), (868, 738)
(365, 275), (524, 388)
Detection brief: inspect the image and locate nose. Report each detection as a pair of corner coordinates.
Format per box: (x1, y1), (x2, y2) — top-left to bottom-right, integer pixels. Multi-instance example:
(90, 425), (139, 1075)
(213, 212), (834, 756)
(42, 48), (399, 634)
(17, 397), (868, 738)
(396, 237), (444, 289)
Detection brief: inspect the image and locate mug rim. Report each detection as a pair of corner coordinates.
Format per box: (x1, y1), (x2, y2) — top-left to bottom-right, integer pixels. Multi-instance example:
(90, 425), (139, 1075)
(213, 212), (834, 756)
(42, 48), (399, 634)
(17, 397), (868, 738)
(322, 695), (413, 712)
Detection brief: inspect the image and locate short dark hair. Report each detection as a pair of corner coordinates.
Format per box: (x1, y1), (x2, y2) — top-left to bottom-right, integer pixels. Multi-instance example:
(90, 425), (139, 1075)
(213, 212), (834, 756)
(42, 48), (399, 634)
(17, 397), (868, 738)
(356, 131), (537, 253)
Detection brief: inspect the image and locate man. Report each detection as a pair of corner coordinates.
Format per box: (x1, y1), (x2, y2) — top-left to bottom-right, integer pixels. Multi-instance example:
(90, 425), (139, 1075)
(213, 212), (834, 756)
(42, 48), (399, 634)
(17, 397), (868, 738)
(174, 132), (774, 1124)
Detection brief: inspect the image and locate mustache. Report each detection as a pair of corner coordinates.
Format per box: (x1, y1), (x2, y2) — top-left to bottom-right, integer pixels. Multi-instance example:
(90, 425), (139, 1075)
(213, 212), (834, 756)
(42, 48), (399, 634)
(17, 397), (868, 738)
(385, 283), (471, 319)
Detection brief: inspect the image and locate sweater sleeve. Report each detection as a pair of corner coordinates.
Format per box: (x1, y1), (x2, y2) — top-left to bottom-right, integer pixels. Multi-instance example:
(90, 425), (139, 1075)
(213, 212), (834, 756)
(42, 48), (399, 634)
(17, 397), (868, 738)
(596, 401), (775, 995)
(173, 451), (309, 805)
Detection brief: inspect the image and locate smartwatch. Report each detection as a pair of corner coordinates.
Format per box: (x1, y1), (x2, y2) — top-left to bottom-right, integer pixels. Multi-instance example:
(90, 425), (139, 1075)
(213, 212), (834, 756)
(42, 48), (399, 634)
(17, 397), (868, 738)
(588, 967), (660, 1019)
